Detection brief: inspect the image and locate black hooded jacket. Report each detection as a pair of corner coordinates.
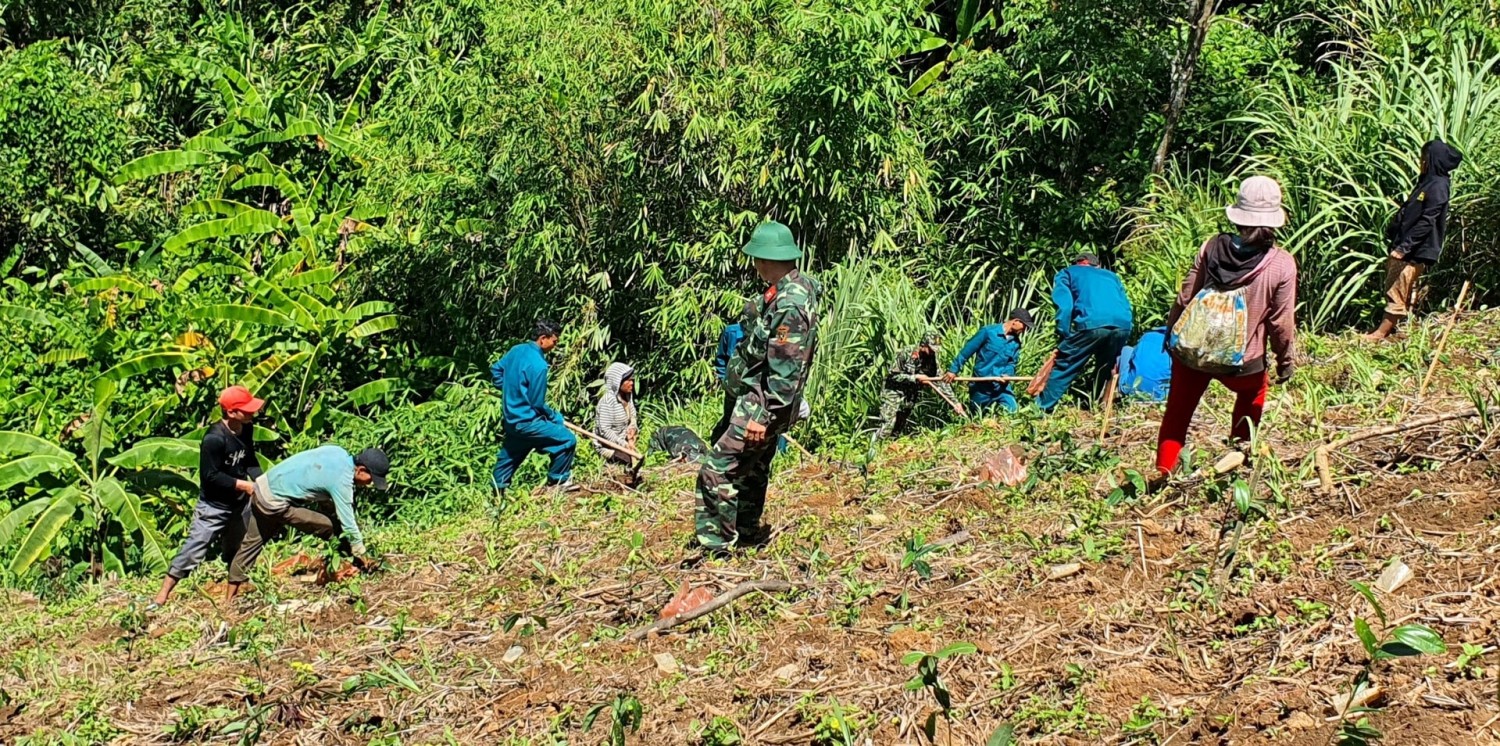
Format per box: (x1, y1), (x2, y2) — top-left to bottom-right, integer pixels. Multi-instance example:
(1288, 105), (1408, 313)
(1387, 139), (1463, 265)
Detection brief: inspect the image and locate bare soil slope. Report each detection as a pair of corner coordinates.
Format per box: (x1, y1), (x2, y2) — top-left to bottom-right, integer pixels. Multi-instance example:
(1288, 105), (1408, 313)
(4, 318), (1500, 745)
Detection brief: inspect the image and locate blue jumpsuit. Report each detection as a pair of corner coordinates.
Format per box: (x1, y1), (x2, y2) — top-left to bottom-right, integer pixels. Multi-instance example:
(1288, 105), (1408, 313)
(1039, 264), (1134, 412)
(491, 341), (576, 489)
(948, 324), (1022, 412)
(1117, 327), (1172, 402)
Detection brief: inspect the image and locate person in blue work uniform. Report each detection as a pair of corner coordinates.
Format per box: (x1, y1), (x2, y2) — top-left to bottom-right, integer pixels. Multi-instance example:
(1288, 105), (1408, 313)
(710, 300), (755, 444)
(714, 301), (751, 381)
(491, 319), (577, 496)
(1116, 326), (1172, 402)
(1038, 253), (1134, 412)
(942, 308), (1034, 413)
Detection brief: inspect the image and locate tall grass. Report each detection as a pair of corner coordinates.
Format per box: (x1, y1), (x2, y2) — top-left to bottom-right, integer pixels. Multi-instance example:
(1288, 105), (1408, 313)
(799, 257), (1046, 446)
(1133, 41), (1500, 331)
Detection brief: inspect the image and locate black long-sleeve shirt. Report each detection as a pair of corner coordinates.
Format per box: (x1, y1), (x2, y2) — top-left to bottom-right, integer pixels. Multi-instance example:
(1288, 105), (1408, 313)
(199, 421), (261, 504)
(1387, 140), (1463, 265)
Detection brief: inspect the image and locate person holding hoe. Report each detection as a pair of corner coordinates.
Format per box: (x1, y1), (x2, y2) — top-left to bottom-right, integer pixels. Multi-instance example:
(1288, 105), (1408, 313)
(1153, 175), (1298, 487)
(1036, 253), (1134, 412)
(227, 445), (391, 601)
(943, 309), (1034, 413)
(491, 319), (578, 496)
(151, 385), (265, 609)
(695, 220), (820, 553)
(873, 332), (955, 442)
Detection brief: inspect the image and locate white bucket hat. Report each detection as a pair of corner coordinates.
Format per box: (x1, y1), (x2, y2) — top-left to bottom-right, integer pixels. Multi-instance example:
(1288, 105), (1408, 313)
(1225, 175), (1287, 228)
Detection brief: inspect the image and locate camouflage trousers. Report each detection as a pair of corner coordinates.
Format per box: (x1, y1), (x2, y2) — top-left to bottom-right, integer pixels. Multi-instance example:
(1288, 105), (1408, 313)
(872, 387), (919, 442)
(695, 411), (783, 550)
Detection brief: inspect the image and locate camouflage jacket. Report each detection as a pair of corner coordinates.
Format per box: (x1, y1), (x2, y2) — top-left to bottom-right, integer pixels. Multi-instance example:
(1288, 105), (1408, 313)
(726, 268), (820, 431)
(885, 346), (953, 398)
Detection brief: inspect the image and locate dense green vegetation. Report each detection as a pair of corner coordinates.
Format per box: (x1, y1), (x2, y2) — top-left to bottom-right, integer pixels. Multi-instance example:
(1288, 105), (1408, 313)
(1, 0), (1497, 581)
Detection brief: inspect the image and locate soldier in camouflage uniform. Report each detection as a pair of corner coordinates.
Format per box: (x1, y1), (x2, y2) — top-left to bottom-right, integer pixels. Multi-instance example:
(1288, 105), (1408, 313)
(649, 426), (707, 462)
(695, 221), (820, 552)
(873, 332), (954, 442)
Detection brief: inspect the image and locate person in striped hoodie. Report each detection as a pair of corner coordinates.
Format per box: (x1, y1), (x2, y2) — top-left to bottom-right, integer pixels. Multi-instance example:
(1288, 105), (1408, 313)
(594, 362), (638, 469)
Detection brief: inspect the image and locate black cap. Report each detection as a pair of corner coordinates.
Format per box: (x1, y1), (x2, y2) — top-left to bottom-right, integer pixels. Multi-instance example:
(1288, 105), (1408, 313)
(1075, 252), (1100, 266)
(355, 448), (390, 491)
(1008, 308), (1035, 327)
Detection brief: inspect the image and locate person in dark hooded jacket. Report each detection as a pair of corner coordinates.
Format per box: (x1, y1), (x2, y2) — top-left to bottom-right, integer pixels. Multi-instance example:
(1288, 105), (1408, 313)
(1365, 139), (1463, 341)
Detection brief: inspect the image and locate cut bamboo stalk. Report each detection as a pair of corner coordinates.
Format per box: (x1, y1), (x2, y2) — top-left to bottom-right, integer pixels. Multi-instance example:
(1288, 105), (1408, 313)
(949, 375), (1031, 383)
(1417, 280), (1471, 401)
(781, 433), (814, 459)
(1313, 406), (1486, 493)
(1098, 369), (1120, 441)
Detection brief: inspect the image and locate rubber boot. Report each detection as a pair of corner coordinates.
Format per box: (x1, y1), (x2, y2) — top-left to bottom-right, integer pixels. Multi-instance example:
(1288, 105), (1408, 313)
(1362, 313), (1399, 342)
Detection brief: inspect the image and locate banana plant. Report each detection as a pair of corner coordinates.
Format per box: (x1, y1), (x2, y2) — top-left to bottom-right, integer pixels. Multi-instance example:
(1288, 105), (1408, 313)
(176, 251), (403, 437)
(0, 381), (198, 577)
(905, 0), (997, 96)
(112, 55), (383, 266)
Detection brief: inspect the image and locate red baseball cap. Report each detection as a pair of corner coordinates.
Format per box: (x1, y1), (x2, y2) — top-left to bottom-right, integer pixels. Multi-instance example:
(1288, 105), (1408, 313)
(218, 385), (265, 413)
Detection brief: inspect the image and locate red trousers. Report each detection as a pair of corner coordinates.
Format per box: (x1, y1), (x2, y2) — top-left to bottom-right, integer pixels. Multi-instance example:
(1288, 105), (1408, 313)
(1155, 360), (1268, 474)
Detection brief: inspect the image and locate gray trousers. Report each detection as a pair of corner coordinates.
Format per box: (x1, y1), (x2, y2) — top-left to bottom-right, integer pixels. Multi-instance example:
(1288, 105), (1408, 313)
(166, 498), (250, 581)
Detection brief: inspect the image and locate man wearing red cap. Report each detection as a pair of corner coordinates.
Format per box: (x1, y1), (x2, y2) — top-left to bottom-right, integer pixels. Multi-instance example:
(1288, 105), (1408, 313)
(150, 385), (265, 608)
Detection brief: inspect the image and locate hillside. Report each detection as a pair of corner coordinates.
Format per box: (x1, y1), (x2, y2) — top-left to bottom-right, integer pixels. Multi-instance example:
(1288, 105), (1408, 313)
(3, 314), (1499, 745)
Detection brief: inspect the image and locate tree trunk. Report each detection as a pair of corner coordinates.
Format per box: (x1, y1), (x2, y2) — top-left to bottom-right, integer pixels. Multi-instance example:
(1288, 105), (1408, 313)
(1152, 0), (1217, 175)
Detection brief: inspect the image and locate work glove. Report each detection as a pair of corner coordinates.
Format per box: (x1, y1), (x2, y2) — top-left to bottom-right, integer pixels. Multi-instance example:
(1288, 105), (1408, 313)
(1274, 361), (1295, 385)
(352, 554), (383, 573)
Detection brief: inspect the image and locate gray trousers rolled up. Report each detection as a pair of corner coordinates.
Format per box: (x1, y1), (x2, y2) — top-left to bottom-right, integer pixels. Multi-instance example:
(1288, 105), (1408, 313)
(166, 498), (250, 580)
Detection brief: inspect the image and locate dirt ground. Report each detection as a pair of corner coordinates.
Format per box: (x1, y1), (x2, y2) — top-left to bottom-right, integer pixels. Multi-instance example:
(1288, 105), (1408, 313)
(4, 321), (1500, 745)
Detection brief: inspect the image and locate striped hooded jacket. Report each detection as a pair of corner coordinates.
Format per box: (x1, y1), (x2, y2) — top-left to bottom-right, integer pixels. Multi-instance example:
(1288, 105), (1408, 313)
(594, 362), (637, 459)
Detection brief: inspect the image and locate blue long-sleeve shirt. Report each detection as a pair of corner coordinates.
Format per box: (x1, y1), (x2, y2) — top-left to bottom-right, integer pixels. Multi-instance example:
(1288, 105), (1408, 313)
(714, 323), (744, 381)
(1052, 264), (1134, 338)
(948, 324), (1022, 378)
(263, 445), (365, 553)
(490, 341), (560, 430)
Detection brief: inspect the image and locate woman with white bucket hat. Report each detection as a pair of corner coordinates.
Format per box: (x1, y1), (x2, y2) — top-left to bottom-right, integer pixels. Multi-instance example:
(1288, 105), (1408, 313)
(1152, 175), (1299, 485)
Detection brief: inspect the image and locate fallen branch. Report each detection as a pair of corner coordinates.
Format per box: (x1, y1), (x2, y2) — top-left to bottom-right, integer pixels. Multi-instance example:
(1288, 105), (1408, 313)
(1314, 406), (1486, 492)
(1417, 280), (1470, 402)
(621, 579), (793, 642)
(932, 529), (972, 549)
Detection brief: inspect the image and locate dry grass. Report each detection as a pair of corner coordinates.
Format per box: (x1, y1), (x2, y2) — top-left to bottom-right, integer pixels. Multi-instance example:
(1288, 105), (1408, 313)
(4, 313), (1500, 746)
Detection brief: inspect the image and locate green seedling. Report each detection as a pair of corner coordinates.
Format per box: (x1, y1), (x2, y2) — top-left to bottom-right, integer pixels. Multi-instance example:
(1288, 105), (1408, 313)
(1454, 643), (1487, 679)
(1334, 581), (1446, 745)
(693, 715), (742, 745)
(902, 641), (977, 745)
(811, 697), (865, 746)
(902, 532), (941, 581)
(584, 692), (643, 746)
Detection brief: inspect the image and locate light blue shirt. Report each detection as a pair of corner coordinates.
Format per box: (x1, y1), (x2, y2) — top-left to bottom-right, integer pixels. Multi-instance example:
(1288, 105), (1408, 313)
(265, 445), (364, 553)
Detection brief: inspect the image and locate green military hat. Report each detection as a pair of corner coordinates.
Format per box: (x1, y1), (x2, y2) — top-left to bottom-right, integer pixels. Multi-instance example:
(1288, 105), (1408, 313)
(741, 221), (802, 261)
(921, 330), (942, 347)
